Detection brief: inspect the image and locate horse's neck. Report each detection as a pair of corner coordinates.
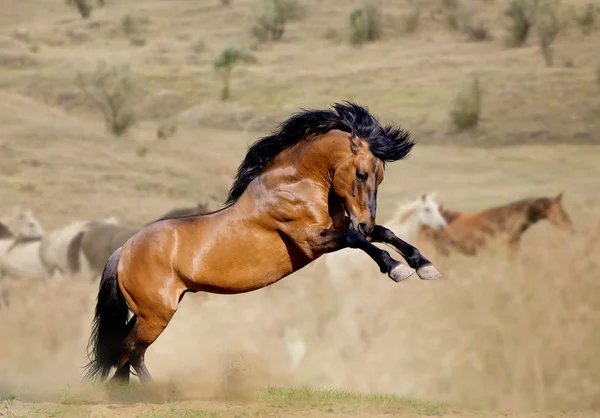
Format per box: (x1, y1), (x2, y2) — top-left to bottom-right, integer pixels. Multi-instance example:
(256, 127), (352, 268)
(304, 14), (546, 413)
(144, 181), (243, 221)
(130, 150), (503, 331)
(384, 203), (421, 241)
(484, 202), (532, 233)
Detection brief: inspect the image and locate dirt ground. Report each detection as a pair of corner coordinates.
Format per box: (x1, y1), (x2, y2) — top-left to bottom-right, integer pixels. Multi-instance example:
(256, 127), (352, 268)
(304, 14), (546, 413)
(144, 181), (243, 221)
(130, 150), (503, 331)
(1, 0), (600, 417)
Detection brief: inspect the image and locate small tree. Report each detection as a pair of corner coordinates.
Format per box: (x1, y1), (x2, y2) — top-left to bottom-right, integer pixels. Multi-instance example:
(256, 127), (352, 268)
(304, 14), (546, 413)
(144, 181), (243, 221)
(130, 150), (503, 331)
(76, 61), (137, 136)
(574, 3), (596, 35)
(348, 0), (382, 45)
(213, 46), (256, 100)
(504, 0), (537, 46)
(536, 1), (563, 66)
(252, 0), (304, 42)
(450, 76), (482, 131)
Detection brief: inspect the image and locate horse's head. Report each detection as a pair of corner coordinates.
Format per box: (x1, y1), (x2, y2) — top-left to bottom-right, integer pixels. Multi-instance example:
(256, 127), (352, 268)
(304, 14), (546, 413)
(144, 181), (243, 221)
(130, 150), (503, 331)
(544, 192), (574, 232)
(332, 134), (384, 236)
(14, 210), (45, 238)
(415, 192), (447, 232)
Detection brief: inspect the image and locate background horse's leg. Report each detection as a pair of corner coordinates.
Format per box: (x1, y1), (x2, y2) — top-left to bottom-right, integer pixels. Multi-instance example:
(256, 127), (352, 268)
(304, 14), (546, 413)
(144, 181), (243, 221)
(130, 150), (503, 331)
(370, 226), (441, 280)
(316, 229), (415, 282)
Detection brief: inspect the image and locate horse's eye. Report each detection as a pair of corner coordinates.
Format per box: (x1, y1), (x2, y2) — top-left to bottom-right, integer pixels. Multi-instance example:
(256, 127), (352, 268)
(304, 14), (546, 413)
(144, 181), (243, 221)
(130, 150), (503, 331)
(356, 172), (368, 182)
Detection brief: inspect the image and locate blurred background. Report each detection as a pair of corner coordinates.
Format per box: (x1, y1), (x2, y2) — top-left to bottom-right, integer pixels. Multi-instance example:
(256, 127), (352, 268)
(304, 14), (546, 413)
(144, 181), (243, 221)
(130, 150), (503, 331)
(0, 0), (599, 414)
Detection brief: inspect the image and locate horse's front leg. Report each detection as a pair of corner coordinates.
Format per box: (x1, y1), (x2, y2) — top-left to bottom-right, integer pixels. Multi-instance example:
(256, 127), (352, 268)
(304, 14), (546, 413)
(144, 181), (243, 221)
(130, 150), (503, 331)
(312, 229), (415, 282)
(370, 225), (442, 280)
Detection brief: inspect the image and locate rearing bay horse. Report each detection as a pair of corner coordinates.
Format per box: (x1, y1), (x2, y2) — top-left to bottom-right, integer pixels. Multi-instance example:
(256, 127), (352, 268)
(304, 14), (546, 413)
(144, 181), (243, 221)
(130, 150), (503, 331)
(84, 102), (441, 384)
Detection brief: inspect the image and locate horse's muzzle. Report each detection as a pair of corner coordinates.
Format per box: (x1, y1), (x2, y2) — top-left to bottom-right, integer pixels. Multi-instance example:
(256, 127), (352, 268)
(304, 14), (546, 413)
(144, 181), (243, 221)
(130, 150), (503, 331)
(358, 222), (374, 236)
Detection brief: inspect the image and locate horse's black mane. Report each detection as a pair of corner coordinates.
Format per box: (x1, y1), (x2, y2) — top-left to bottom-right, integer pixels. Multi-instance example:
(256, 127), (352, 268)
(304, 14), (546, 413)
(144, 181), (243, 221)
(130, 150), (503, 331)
(225, 101), (414, 205)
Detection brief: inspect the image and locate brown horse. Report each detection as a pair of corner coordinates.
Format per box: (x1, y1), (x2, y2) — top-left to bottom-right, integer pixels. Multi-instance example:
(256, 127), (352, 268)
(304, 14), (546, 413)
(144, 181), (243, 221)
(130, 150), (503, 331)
(83, 102), (441, 384)
(417, 193), (574, 256)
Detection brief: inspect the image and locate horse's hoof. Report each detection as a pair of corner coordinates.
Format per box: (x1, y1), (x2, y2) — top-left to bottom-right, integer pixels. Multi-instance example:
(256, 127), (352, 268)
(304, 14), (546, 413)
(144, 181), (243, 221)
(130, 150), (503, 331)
(416, 264), (442, 280)
(388, 264), (416, 282)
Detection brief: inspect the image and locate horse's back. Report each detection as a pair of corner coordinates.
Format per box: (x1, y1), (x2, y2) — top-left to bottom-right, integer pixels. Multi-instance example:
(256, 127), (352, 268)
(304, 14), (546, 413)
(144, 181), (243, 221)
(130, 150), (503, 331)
(118, 211), (300, 294)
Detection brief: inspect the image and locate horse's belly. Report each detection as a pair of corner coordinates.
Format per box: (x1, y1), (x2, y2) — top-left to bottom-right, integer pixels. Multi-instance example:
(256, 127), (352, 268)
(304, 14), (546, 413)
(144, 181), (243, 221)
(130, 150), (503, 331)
(184, 232), (300, 294)
(1, 248), (46, 279)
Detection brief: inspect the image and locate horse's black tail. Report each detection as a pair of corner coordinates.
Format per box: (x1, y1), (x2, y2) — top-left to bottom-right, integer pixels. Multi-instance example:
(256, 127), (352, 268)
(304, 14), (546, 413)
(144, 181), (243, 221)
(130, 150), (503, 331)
(83, 248), (129, 381)
(67, 230), (85, 274)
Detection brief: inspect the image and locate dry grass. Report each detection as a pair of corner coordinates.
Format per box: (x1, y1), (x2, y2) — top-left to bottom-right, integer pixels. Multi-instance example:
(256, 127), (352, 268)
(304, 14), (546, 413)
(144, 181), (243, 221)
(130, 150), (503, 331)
(0, 0), (599, 416)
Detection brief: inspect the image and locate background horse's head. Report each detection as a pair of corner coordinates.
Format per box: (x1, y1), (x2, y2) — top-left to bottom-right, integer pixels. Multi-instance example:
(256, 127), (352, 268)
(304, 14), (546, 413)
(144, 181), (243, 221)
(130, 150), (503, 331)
(415, 192), (447, 232)
(332, 134), (384, 236)
(541, 192), (574, 232)
(6, 210), (45, 239)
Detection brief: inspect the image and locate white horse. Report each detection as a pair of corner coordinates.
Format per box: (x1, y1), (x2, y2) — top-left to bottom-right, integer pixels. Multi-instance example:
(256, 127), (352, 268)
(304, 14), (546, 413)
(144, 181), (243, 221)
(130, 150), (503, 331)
(324, 192), (448, 278)
(0, 210), (46, 281)
(39, 216), (119, 280)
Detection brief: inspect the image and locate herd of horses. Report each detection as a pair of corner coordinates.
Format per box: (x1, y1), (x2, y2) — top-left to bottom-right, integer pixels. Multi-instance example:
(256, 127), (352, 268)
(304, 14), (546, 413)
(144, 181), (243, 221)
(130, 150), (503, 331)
(0, 202), (209, 284)
(0, 102), (576, 387)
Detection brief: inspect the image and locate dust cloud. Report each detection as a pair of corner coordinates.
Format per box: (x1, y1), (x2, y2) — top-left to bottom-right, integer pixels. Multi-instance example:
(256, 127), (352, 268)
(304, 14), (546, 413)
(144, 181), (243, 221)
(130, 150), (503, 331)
(1, 219), (599, 411)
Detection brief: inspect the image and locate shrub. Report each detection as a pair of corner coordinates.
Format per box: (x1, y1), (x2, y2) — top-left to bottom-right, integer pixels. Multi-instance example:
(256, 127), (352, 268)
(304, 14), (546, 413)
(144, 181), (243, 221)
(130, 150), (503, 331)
(66, 0), (92, 19)
(213, 45), (256, 100)
(157, 119), (178, 140)
(441, 0), (461, 31)
(536, 0), (564, 66)
(252, 0), (305, 42)
(122, 14), (137, 36)
(464, 22), (492, 41)
(403, 0), (420, 34)
(574, 3), (596, 35)
(76, 61), (137, 136)
(348, 0), (382, 45)
(450, 76), (482, 131)
(504, 0), (537, 46)
(130, 37), (146, 47)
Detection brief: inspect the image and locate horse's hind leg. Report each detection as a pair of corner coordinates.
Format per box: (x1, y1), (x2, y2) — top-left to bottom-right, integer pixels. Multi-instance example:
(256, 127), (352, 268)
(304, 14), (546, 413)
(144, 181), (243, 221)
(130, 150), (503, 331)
(127, 316), (172, 382)
(123, 300), (177, 383)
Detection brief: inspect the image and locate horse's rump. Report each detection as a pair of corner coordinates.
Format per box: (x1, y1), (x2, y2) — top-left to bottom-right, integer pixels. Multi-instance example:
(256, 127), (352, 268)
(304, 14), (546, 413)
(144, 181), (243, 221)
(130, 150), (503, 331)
(80, 224), (139, 273)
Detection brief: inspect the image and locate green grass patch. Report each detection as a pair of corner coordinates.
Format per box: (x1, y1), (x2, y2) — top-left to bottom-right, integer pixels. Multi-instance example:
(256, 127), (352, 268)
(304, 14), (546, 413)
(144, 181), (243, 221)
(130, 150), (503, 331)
(258, 386), (446, 415)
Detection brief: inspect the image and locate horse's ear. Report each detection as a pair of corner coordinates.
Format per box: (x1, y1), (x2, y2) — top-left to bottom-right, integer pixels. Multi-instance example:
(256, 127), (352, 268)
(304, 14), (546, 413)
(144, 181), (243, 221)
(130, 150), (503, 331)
(556, 192), (563, 202)
(349, 134), (360, 154)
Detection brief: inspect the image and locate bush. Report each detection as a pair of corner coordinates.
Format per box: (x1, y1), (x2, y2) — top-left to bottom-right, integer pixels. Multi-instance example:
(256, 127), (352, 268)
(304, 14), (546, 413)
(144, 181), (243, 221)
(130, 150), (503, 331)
(504, 0), (537, 46)
(348, 0), (382, 45)
(157, 119), (178, 140)
(536, 0), (564, 66)
(464, 22), (492, 41)
(403, 0), (420, 34)
(252, 0), (305, 42)
(66, 0), (92, 19)
(450, 76), (482, 131)
(122, 14), (137, 36)
(213, 45), (256, 100)
(574, 3), (596, 35)
(76, 61), (137, 136)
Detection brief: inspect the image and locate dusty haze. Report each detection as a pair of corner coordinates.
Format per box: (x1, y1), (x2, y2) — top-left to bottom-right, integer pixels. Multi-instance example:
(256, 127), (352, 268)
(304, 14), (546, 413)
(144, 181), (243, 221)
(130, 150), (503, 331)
(1, 0), (599, 416)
